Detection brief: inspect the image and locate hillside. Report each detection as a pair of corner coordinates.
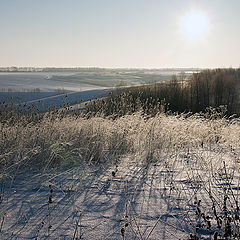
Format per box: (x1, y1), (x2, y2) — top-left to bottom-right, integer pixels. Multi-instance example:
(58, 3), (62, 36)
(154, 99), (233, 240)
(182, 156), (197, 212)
(1, 108), (240, 239)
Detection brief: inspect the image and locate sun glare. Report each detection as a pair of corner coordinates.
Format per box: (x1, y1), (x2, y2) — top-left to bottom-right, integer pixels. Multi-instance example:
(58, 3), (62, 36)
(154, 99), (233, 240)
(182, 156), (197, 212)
(181, 10), (209, 39)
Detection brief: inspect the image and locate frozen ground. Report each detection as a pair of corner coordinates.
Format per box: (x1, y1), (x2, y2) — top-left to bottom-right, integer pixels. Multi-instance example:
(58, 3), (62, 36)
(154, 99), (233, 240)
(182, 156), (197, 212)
(1, 112), (240, 239)
(0, 72), (111, 111)
(0, 72), (105, 92)
(0, 89), (109, 111)
(1, 148), (239, 240)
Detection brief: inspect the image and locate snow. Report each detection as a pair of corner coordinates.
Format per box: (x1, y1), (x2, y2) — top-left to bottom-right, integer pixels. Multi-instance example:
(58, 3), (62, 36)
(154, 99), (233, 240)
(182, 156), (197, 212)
(1, 104), (240, 239)
(0, 89), (109, 112)
(1, 148), (239, 239)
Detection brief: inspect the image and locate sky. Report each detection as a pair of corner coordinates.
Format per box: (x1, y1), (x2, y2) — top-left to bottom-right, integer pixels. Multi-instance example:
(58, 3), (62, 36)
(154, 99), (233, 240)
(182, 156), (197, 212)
(0, 0), (240, 68)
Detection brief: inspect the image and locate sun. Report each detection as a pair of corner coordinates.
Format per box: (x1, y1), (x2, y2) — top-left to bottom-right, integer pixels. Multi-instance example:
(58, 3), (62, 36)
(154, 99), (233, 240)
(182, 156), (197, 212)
(181, 10), (209, 39)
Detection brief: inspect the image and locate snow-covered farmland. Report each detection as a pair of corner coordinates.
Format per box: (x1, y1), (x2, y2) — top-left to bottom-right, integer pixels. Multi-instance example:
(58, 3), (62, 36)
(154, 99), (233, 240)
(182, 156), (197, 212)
(0, 72), (110, 111)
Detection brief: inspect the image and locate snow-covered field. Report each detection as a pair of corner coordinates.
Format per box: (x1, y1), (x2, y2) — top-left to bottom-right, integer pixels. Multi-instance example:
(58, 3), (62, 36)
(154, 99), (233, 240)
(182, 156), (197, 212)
(0, 69), (191, 111)
(1, 113), (240, 239)
(0, 72), (106, 92)
(0, 72), (111, 111)
(0, 89), (109, 112)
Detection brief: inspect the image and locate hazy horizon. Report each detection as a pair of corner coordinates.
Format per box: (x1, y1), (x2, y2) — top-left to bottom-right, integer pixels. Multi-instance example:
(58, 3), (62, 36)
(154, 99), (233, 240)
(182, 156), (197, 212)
(1, 0), (240, 68)
(0, 66), (208, 70)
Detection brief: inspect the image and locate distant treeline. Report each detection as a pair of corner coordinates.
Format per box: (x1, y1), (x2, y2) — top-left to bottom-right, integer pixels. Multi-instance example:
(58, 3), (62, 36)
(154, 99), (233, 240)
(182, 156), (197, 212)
(0, 67), (201, 73)
(0, 67), (108, 72)
(85, 68), (240, 117)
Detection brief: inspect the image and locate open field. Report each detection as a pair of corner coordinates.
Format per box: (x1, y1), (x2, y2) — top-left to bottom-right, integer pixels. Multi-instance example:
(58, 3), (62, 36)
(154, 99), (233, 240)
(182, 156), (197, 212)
(0, 68), (197, 112)
(0, 69), (195, 91)
(49, 69), (192, 87)
(0, 72), (85, 92)
(0, 89), (109, 112)
(1, 108), (240, 239)
(0, 71), (111, 111)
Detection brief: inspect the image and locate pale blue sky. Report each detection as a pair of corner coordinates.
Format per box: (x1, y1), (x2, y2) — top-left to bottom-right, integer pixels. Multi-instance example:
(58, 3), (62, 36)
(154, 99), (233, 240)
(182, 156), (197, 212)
(1, 0), (239, 68)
